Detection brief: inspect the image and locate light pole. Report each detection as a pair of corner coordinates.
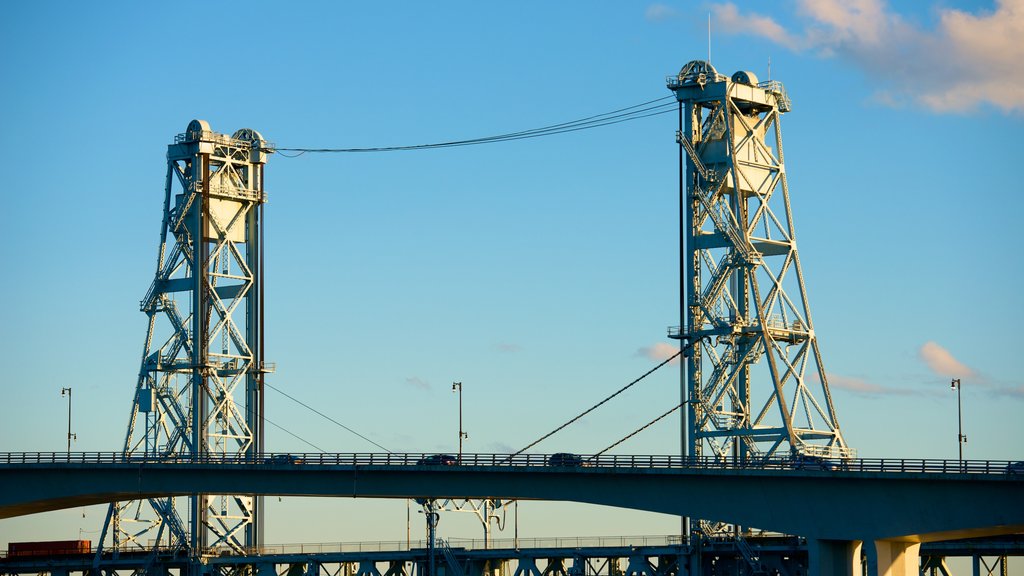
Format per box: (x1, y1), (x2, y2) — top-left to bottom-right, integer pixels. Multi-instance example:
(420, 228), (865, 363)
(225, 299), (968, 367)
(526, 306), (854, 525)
(950, 378), (966, 461)
(60, 387), (76, 453)
(452, 382), (467, 460)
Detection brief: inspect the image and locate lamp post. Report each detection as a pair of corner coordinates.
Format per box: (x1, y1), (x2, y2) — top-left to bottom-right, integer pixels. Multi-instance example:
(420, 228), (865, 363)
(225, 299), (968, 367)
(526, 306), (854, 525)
(452, 382), (467, 461)
(60, 387), (76, 453)
(950, 378), (966, 462)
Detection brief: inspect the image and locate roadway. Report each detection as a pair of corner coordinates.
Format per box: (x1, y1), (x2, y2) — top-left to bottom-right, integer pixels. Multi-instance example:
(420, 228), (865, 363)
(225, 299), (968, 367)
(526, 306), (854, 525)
(1, 452), (1022, 545)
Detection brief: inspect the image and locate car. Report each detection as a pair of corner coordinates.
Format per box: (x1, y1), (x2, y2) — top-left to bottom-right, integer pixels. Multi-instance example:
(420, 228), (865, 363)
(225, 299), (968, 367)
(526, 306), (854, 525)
(416, 454), (458, 466)
(1007, 461), (1024, 475)
(547, 452), (584, 467)
(789, 454), (844, 471)
(268, 454), (303, 465)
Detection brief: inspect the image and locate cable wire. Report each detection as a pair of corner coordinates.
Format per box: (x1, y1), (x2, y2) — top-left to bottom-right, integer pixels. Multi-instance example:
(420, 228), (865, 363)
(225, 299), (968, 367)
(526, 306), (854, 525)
(279, 105), (674, 153)
(507, 337), (706, 460)
(265, 382), (392, 453)
(275, 96), (676, 155)
(263, 416), (327, 453)
(507, 349), (684, 461)
(590, 403), (683, 459)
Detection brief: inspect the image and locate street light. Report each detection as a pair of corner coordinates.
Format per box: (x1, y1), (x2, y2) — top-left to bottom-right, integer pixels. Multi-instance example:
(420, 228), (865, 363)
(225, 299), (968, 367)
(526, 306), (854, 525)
(60, 387), (76, 453)
(452, 382), (468, 460)
(950, 378), (966, 461)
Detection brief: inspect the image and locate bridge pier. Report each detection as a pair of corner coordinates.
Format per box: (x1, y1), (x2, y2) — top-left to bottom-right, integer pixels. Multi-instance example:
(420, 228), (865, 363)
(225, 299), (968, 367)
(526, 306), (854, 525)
(808, 539), (863, 576)
(807, 538), (923, 576)
(865, 540), (920, 576)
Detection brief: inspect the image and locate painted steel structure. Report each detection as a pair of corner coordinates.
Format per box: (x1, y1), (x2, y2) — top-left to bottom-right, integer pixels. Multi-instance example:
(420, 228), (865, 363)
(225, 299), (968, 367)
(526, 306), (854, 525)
(3, 455), (1023, 537)
(667, 61), (851, 464)
(8, 65), (1002, 576)
(3, 533), (1022, 576)
(97, 121), (272, 556)
(2, 456), (1023, 575)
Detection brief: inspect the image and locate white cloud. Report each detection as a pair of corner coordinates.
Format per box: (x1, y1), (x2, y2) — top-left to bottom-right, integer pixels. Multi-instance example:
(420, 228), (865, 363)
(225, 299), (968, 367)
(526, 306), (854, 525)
(710, 0), (1024, 113)
(645, 3), (679, 22)
(404, 377), (430, 390)
(635, 342), (680, 363)
(919, 341), (976, 378)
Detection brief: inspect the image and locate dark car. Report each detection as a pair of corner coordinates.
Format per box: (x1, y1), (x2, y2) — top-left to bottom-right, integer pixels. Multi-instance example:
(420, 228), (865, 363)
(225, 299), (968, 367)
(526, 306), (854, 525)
(417, 454), (458, 466)
(268, 454), (303, 465)
(1007, 461), (1024, 475)
(790, 454), (844, 471)
(547, 452), (584, 467)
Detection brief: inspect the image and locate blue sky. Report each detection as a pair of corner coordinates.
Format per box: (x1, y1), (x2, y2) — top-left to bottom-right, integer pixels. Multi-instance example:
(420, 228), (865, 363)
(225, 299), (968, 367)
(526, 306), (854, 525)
(1, 0), (1021, 548)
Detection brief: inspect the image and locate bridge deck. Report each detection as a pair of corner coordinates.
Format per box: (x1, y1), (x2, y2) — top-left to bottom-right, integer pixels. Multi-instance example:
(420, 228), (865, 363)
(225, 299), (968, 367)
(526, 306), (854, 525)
(1, 453), (1022, 544)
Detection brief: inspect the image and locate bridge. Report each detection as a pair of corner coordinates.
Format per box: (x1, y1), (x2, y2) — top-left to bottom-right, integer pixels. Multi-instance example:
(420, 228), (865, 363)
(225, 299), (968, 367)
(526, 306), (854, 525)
(5, 62), (1021, 576)
(3, 452), (1023, 574)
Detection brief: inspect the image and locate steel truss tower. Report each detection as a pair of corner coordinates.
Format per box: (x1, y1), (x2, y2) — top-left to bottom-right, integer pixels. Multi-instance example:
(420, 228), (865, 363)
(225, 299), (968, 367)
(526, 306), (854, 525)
(99, 120), (272, 556)
(667, 61), (852, 464)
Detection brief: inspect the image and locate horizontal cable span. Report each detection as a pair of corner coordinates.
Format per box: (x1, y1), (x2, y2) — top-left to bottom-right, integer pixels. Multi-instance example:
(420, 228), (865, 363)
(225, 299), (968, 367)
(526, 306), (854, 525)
(275, 96), (677, 156)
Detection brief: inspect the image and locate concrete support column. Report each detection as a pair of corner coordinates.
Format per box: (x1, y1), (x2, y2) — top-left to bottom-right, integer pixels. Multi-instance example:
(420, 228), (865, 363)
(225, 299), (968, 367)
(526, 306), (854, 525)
(866, 541), (920, 576)
(808, 539), (863, 576)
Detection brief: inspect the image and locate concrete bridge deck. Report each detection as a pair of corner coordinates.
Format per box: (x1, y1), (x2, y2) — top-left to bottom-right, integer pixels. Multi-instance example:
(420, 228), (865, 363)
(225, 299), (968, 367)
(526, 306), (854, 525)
(2, 452), (1021, 545)
(2, 452), (1022, 575)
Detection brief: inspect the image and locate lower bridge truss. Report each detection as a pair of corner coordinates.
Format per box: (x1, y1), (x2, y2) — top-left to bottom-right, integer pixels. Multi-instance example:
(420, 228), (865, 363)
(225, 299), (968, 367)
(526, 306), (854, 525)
(2, 536), (1021, 576)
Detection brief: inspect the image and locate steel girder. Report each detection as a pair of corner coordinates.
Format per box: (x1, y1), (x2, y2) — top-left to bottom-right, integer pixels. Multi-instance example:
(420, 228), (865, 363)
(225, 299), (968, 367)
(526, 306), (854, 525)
(668, 61), (851, 464)
(98, 120), (271, 558)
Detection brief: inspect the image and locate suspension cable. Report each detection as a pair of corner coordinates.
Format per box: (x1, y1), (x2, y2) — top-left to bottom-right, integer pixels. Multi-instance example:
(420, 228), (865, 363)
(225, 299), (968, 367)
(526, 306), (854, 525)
(265, 382), (393, 453)
(274, 96), (676, 156)
(507, 348), (689, 460)
(263, 416), (327, 453)
(506, 337), (706, 460)
(589, 403), (683, 459)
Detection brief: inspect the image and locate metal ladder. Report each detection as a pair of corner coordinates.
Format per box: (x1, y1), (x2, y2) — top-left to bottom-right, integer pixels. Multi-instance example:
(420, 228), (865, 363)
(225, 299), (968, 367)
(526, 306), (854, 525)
(734, 535), (768, 575)
(436, 538), (466, 576)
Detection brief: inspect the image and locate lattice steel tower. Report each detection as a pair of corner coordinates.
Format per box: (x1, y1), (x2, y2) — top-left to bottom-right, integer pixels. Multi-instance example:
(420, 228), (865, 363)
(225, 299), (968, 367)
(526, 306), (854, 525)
(98, 120), (272, 556)
(667, 61), (852, 463)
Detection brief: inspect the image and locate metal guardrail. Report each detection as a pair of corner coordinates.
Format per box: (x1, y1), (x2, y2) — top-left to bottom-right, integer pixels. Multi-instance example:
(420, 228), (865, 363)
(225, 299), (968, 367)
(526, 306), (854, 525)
(173, 130), (277, 151)
(0, 535), (751, 560)
(0, 452), (1020, 475)
(5, 533), (1023, 560)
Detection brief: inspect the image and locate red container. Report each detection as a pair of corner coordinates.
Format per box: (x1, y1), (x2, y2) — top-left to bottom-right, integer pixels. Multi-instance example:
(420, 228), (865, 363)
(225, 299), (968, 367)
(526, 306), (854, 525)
(7, 540), (91, 557)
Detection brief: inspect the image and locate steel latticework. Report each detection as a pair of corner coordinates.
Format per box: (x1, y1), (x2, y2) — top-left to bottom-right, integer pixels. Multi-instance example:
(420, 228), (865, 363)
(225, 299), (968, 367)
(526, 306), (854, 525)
(98, 120), (272, 556)
(667, 61), (852, 464)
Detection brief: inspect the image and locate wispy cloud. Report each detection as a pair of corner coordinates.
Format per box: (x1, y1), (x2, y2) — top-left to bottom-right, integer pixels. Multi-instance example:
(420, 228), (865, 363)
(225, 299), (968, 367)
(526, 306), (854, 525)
(645, 3), (679, 22)
(827, 373), (887, 394)
(405, 377), (430, 390)
(635, 342), (680, 363)
(486, 441), (517, 453)
(710, 0), (1024, 113)
(494, 342), (522, 353)
(919, 341), (976, 379)
(994, 383), (1024, 398)
(823, 372), (919, 396)
(713, 2), (800, 49)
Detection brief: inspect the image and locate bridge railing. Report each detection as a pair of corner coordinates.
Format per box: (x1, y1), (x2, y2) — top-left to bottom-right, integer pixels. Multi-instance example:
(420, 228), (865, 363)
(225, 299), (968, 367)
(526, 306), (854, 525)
(0, 452), (1020, 475)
